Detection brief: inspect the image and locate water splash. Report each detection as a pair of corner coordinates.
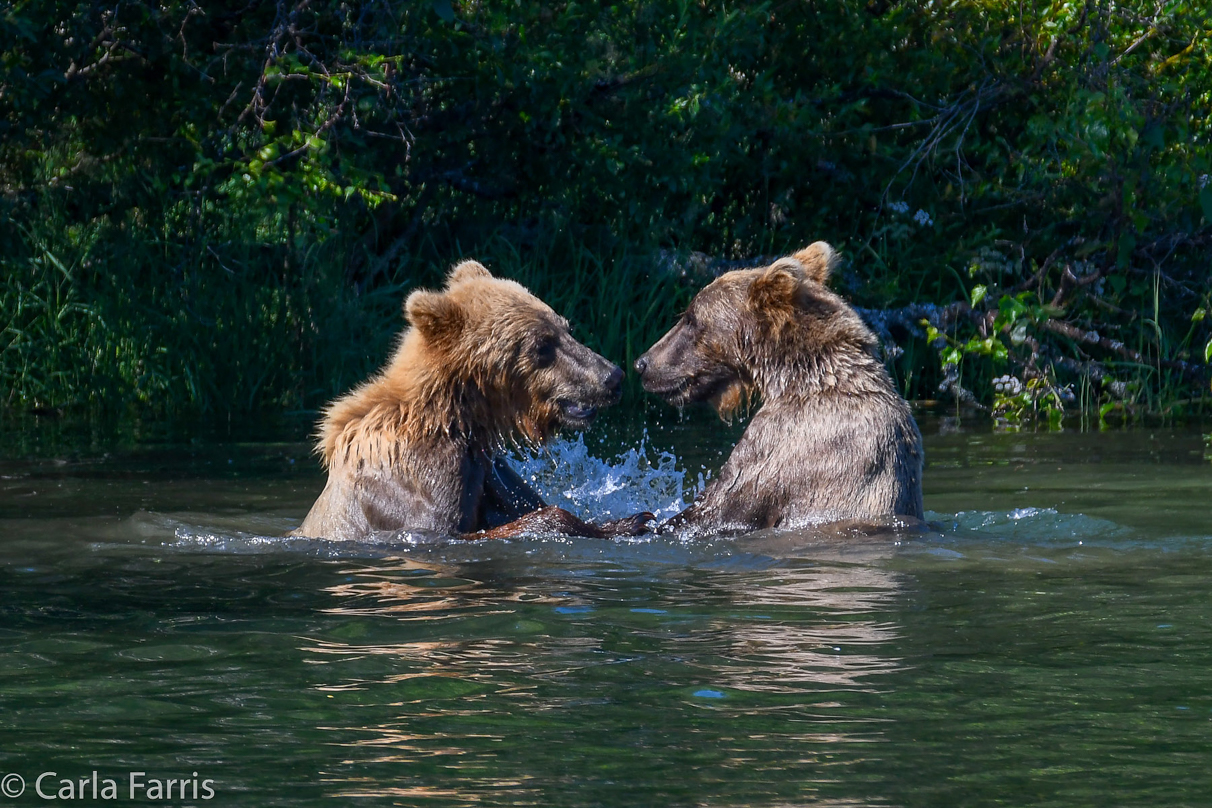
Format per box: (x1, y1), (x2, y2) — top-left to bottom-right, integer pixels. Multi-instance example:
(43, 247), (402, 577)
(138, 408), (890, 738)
(149, 435), (1169, 562)
(505, 432), (694, 522)
(158, 434), (698, 555)
(167, 526), (437, 558)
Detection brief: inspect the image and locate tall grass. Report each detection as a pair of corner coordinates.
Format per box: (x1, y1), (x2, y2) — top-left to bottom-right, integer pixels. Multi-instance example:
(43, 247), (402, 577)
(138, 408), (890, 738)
(473, 233), (693, 381)
(1, 211), (692, 420)
(3, 206), (400, 417)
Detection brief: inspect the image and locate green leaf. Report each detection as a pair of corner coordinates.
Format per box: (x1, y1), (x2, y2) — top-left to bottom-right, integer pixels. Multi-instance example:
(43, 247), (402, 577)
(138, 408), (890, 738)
(1116, 233), (1137, 269)
(1010, 322), (1028, 345)
(1204, 337), (1212, 364)
(971, 284), (987, 307)
(432, 0), (455, 22)
(997, 295), (1027, 325)
(1200, 187), (1212, 223)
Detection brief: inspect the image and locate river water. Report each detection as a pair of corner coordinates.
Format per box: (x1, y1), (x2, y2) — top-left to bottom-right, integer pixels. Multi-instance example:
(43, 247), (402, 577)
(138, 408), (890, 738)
(1, 411), (1210, 806)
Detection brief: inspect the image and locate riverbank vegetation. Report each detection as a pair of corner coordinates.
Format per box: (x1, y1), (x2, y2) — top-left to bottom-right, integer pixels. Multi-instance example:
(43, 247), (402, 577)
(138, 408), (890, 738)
(3, 0), (1210, 424)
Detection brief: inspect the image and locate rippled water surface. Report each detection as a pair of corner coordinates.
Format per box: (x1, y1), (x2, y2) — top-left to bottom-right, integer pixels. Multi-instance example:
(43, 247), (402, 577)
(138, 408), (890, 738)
(2, 413), (1211, 807)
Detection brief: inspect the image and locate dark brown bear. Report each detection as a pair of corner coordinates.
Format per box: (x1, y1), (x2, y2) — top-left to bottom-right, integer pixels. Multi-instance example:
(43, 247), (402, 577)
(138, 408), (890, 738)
(293, 260), (651, 541)
(635, 242), (924, 533)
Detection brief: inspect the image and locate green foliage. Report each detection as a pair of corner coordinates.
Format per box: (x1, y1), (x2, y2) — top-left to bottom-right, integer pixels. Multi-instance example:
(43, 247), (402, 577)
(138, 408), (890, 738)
(2, 0), (1210, 418)
(2, 203), (408, 414)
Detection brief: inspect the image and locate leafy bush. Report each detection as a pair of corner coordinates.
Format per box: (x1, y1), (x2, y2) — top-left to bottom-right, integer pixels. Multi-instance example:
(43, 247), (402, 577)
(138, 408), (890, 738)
(2, 0), (1209, 419)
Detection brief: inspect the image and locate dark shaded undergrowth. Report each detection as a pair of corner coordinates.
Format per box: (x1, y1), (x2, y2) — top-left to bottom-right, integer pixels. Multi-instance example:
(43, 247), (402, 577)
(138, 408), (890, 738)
(3, 0), (1210, 425)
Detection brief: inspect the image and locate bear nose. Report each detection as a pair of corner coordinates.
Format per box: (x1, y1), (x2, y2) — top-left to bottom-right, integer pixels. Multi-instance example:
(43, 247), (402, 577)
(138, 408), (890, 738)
(634, 356), (649, 375)
(604, 365), (624, 394)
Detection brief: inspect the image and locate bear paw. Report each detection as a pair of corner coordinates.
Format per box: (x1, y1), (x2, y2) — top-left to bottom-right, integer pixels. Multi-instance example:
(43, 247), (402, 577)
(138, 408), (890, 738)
(596, 512), (656, 538)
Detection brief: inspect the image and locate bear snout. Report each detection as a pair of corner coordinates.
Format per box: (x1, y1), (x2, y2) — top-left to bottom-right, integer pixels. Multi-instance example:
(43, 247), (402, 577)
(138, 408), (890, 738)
(604, 365), (624, 397)
(634, 352), (677, 395)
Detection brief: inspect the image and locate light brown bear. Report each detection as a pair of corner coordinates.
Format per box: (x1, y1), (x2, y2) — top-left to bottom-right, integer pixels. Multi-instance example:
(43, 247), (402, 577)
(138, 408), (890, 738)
(293, 260), (651, 541)
(634, 242), (924, 533)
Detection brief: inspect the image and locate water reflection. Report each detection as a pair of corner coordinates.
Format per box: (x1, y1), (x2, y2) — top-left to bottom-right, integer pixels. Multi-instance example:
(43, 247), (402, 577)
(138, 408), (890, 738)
(304, 536), (908, 804)
(718, 564), (905, 693)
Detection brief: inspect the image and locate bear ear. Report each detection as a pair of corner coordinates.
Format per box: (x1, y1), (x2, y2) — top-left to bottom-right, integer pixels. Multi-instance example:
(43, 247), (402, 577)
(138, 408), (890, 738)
(790, 241), (838, 284)
(446, 260), (493, 288)
(748, 264), (803, 315)
(405, 289), (464, 343)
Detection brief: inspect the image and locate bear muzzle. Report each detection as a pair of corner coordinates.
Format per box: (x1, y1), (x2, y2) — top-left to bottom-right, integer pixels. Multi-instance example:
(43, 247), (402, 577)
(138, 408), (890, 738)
(634, 351), (687, 400)
(554, 362), (623, 428)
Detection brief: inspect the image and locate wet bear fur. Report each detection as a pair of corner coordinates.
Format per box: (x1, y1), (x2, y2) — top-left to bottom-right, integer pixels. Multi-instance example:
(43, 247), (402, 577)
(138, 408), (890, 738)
(293, 260), (647, 541)
(635, 242), (924, 533)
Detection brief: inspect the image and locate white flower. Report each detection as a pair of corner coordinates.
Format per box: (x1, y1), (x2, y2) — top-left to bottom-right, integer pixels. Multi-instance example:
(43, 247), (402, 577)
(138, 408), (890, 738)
(913, 209), (933, 227)
(992, 375), (1022, 395)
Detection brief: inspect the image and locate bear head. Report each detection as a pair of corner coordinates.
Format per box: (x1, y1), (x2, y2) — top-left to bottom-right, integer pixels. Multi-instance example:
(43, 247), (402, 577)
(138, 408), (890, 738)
(403, 260), (624, 442)
(634, 242), (877, 419)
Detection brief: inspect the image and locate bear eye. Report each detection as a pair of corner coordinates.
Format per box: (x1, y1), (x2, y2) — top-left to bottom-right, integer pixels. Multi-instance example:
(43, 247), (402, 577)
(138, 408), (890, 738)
(533, 336), (557, 366)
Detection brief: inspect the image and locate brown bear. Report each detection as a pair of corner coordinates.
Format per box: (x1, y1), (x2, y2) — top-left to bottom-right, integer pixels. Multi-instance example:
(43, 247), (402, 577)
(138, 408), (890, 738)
(293, 260), (651, 541)
(634, 242), (924, 533)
